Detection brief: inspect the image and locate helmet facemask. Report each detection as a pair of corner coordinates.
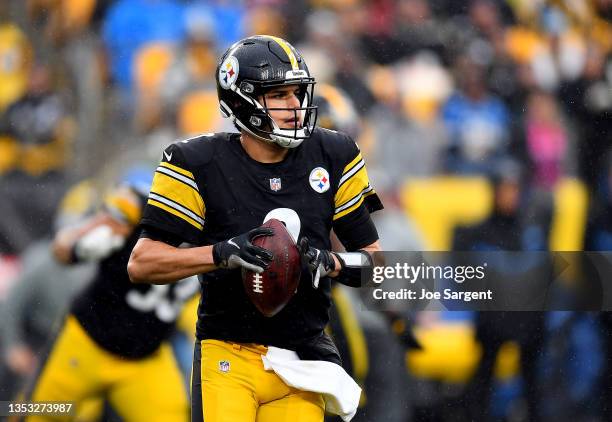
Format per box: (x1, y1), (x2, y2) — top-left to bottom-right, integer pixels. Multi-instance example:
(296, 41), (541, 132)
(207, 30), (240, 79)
(221, 77), (318, 148)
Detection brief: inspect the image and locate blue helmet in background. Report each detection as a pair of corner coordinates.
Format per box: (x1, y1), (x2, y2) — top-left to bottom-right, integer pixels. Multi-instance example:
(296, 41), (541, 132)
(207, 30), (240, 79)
(120, 165), (155, 198)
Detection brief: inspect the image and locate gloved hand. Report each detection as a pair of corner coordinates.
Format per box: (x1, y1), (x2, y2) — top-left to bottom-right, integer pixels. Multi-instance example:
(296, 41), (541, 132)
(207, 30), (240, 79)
(212, 227), (274, 273)
(298, 237), (336, 288)
(74, 225), (126, 261)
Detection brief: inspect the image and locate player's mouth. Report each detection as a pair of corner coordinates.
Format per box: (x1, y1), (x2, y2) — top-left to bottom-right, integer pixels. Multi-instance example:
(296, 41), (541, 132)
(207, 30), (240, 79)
(281, 118), (301, 128)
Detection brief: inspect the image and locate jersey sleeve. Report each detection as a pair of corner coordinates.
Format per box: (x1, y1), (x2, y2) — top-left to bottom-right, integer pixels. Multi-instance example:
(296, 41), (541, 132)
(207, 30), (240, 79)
(141, 143), (206, 245)
(332, 135), (383, 250)
(333, 137), (383, 220)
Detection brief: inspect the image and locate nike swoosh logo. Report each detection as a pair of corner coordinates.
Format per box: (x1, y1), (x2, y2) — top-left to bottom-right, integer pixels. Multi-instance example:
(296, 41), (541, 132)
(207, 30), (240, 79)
(164, 151), (173, 162)
(228, 239), (240, 249)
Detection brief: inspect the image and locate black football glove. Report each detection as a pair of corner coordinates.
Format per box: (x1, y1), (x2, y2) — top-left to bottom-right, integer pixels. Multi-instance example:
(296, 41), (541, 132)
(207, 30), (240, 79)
(212, 227), (274, 273)
(298, 237), (336, 288)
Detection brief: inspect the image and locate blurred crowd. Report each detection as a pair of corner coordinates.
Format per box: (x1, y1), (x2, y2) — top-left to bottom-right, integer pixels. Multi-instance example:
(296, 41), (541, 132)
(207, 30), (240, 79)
(0, 0), (610, 421)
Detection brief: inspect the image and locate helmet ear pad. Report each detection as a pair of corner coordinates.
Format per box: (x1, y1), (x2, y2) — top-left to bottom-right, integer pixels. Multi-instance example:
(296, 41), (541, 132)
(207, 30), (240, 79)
(225, 87), (273, 133)
(248, 108), (273, 132)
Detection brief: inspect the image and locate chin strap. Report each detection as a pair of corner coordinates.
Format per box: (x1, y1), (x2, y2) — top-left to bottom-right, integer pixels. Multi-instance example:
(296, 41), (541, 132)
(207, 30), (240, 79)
(332, 250), (373, 288)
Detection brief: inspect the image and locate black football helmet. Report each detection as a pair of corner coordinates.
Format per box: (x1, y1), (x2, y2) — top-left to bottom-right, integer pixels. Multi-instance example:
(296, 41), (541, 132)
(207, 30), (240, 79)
(216, 35), (317, 148)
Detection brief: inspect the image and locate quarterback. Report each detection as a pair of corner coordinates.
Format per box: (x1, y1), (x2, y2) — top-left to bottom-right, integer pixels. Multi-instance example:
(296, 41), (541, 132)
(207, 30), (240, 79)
(128, 35), (383, 422)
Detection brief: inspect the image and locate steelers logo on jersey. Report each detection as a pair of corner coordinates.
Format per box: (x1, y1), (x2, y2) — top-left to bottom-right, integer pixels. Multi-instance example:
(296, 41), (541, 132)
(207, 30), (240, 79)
(309, 167), (330, 193)
(219, 56), (239, 90)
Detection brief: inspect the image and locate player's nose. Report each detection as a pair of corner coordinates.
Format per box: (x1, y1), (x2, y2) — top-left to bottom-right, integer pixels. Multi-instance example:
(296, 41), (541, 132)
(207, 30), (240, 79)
(287, 93), (301, 109)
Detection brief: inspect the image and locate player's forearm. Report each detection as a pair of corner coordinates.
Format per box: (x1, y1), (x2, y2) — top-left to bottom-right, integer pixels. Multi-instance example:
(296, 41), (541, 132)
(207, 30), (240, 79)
(361, 240), (381, 254)
(53, 213), (131, 264)
(128, 238), (216, 284)
(53, 219), (99, 264)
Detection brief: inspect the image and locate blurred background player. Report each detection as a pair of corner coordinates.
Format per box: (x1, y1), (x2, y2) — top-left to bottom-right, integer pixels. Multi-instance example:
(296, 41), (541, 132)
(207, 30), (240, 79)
(586, 151), (612, 422)
(0, 62), (75, 255)
(20, 167), (199, 422)
(314, 84), (418, 422)
(0, 179), (97, 405)
(454, 160), (546, 422)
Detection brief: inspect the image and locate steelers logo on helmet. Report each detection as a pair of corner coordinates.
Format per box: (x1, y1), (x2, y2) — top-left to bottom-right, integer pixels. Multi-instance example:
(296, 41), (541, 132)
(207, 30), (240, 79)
(309, 167), (331, 193)
(218, 56), (239, 90)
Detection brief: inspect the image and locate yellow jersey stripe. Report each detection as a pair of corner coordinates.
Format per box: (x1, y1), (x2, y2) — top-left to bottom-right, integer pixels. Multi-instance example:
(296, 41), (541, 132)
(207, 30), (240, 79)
(333, 197), (364, 220)
(150, 171), (205, 220)
(335, 165), (369, 207)
(156, 166), (199, 191)
(149, 192), (204, 225)
(268, 36), (299, 70)
(339, 158), (365, 188)
(148, 198), (204, 231)
(342, 153), (363, 176)
(335, 185), (372, 214)
(160, 161), (195, 180)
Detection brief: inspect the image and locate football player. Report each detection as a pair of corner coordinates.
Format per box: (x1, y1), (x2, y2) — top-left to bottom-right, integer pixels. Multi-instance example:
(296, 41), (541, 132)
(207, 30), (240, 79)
(22, 169), (199, 422)
(128, 35), (383, 422)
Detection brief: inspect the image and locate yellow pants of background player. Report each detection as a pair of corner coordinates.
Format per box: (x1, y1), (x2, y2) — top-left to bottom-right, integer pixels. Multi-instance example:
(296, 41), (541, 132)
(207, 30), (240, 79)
(192, 339), (324, 422)
(23, 315), (188, 422)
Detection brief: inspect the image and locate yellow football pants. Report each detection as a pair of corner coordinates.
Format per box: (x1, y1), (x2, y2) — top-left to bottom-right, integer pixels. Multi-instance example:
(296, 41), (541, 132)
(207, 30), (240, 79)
(192, 339), (324, 422)
(23, 315), (189, 422)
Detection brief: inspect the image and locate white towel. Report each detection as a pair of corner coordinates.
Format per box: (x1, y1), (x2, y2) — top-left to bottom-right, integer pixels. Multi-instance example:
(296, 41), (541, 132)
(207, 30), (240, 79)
(261, 346), (361, 421)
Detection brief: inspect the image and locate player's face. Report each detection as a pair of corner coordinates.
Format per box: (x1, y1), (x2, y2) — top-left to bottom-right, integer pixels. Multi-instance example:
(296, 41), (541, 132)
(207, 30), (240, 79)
(262, 85), (304, 129)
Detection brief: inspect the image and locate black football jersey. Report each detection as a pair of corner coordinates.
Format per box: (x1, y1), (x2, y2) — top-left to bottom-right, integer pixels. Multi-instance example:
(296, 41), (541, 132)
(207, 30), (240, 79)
(71, 186), (199, 358)
(141, 128), (382, 349)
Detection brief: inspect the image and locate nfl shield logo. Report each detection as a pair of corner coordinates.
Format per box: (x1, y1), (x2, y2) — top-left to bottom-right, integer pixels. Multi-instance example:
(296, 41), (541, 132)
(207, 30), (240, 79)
(270, 178), (282, 191)
(219, 360), (230, 373)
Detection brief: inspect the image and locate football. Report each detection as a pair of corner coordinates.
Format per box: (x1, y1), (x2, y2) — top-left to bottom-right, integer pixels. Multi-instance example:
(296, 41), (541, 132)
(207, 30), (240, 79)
(242, 219), (301, 317)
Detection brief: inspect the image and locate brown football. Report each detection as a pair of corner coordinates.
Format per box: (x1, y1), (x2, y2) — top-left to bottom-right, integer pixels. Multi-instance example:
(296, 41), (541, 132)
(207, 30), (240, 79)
(242, 219), (301, 317)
